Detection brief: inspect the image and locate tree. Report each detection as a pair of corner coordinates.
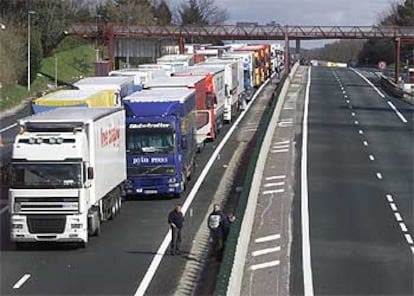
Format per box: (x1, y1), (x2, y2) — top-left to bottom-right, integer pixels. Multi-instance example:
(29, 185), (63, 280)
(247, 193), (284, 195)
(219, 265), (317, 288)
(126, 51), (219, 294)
(153, 0), (172, 25)
(177, 0), (228, 25)
(358, 0), (414, 65)
(101, 0), (156, 24)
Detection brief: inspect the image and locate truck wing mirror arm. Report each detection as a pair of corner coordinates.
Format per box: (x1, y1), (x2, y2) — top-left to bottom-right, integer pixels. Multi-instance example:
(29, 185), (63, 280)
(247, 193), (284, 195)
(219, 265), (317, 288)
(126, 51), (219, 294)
(87, 167), (94, 180)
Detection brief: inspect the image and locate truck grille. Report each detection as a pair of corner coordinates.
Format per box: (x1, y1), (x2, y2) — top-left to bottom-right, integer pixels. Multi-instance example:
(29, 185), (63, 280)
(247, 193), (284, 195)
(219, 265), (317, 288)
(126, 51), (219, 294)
(15, 197), (79, 213)
(127, 166), (175, 176)
(27, 215), (66, 234)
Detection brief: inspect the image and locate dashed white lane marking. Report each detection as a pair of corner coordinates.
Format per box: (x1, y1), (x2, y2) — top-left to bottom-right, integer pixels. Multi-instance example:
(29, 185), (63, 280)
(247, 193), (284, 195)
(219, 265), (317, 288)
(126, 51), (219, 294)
(369, 155), (375, 161)
(13, 274), (31, 289)
(274, 140), (290, 145)
(390, 203), (398, 211)
(262, 189), (285, 195)
(264, 182), (285, 188)
(395, 213), (403, 222)
(376, 172), (383, 180)
(351, 112), (355, 117)
(346, 100), (350, 104)
(342, 90), (346, 94)
(245, 128), (258, 131)
(0, 123), (18, 133)
(400, 223), (408, 232)
(283, 106), (295, 110)
(249, 260), (280, 271)
(272, 144), (290, 149)
(358, 130), (364, 135)
(344, 95), (348, 99)
(0, 206), (9, 215)
(354, 120), (359, 125)
(411, 247), (414, 255)
(271, 149), (289, 153)
(278, 120), (294, 127)
(363, 141), (368, 146)
(405, 234), (413, 244)
(255, 234), (281, 243)
(386, 194), (394, 202)
(252, 246), (281, 257)
(265, 175), (286, 181)
(387, 101), (408, 123)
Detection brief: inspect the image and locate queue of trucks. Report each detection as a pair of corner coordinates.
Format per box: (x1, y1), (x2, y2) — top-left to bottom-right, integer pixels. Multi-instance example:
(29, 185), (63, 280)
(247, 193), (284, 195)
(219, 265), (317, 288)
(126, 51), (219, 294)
(8, 42), (284, 246)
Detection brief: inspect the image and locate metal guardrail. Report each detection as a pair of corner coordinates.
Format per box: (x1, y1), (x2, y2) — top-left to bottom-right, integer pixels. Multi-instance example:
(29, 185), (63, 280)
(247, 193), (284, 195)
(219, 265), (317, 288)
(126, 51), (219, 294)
(213, 74), (288, 296)
(379, 75), (414, 105)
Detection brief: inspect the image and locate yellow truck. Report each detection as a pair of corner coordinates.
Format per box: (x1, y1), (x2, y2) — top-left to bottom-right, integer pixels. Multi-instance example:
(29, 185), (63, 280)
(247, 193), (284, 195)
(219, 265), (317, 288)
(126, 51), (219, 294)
(32, 89), (117, 114)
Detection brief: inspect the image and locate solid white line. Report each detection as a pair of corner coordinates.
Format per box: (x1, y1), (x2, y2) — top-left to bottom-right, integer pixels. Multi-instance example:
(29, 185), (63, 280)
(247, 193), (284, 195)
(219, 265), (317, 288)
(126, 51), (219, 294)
(249, 260), (280, 271)
(13, 274), (31, 289)
(271, 149), (289, 153)
(351, 68), (386, 98)
(265, 175), (286, 181)
(301, 67), (314, 296)
(0, 123), (17, 133)
(395, 213), (403, 222)
(134, 73), (274, 296)
(255, 234), (281, 243)
(405, 234), (413, 244)
(369, 155), (375, 161)
(386, 194), (393, 202)
(358, 130), (364, 135)
(0, 206), (9, 215)
(363, 141), (368, 146)
(376, 172), (383, 180)
(399, 223), (408, 232)
(390, 203), (398, 211)
(274, 140), (290, 145)
(264, 182), (285, 188)
(262, 189), (284, 195)
(387, 101), (408, 123)
(252, 246), (281, 257)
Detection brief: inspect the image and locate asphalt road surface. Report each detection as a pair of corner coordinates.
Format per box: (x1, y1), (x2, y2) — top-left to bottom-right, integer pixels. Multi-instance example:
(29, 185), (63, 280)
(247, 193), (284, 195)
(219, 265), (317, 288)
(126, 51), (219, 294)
(304, 66), (413, 295)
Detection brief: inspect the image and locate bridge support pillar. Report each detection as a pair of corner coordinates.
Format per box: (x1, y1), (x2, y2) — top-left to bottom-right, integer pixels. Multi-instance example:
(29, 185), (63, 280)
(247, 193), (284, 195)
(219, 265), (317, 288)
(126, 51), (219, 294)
(284, 32), (290, 74)
(295, 39), (301, 61)
(395, 38), (401, 84)
(179, 36), (185, 54)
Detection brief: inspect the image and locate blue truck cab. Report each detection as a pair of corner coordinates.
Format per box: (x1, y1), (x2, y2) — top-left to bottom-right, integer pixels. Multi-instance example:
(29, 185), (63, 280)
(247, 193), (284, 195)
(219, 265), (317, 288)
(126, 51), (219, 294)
(123, 88), (197, 198)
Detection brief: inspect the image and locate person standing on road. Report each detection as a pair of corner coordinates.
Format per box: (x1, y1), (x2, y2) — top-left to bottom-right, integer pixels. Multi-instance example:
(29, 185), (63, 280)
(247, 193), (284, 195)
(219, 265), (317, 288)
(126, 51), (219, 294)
(207, 204), (228, 258)
(168, 204), (184, 256)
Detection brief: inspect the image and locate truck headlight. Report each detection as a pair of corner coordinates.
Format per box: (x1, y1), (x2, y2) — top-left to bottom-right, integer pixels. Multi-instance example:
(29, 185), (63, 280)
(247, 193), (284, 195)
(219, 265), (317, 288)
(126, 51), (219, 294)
(12, 224), (23, 229)
(71, 223), (82, 229)
(14, 202), (21, 212)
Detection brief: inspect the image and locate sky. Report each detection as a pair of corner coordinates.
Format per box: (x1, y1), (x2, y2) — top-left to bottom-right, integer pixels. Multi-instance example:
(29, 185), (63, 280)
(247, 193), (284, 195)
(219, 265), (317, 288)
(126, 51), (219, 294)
(207, 0), (399, 48)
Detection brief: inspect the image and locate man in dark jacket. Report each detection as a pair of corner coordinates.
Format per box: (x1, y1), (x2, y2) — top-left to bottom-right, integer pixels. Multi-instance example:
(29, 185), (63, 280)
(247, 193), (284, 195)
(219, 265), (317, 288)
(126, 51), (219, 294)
(207, 204), (228, 258)
(168, 204), (184, 256)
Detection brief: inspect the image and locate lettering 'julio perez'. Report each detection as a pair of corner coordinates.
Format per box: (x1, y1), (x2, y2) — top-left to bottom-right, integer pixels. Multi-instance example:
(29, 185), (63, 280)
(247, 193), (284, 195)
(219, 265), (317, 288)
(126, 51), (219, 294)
(101, 127), (121, 147)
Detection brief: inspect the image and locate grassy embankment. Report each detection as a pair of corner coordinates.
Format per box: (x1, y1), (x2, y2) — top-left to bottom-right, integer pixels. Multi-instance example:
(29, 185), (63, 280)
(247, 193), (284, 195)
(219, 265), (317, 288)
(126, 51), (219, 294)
(0, 37), (96, 112)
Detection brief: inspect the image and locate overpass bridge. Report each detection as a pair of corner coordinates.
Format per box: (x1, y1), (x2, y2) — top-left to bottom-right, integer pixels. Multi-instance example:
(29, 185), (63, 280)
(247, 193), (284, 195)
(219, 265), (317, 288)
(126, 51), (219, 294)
(67, 22), (414, 79)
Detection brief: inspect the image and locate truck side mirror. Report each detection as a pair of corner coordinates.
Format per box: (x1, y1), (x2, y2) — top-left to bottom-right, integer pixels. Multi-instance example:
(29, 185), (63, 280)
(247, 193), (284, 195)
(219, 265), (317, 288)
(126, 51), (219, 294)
(87, 167), (94, 180)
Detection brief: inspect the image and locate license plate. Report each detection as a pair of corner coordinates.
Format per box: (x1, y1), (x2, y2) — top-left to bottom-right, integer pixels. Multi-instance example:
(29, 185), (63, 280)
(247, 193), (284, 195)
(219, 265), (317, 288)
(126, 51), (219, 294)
(144, 190), (158, 194)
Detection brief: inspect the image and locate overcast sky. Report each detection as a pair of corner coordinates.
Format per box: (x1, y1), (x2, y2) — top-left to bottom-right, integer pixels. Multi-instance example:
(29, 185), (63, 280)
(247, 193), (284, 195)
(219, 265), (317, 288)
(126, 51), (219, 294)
(211, 0), (398, 48)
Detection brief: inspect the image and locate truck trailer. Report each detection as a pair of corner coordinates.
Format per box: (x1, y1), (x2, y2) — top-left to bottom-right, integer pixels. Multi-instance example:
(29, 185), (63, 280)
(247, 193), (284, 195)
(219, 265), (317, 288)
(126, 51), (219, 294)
(123, 88), (197, 198)
(74, 76), (135, 106)
(144, 76), (212, 150)
(172, 65), (226, 138)
(9, 107), (126, 246)
(32, 89), (117, 114)
(202, 58), (240, 122)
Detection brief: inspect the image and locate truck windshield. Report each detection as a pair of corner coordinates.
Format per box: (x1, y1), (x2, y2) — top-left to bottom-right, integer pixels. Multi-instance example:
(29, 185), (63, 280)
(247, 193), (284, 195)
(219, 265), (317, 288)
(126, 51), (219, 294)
(11, 162), (82, 189)
(127, 129), (175, 154)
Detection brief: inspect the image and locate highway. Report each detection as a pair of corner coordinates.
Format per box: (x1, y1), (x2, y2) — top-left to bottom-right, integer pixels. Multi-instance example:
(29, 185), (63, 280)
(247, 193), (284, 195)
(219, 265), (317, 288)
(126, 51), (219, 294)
(302, 66), (413, 295)
(0, 78), (278, 295)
